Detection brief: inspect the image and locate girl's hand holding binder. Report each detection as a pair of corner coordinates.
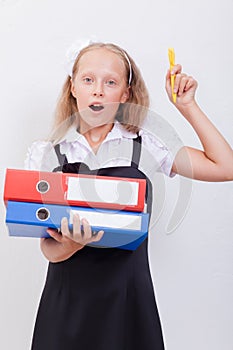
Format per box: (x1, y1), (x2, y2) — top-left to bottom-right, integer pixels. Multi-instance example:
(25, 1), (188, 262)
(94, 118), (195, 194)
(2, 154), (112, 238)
(42, 214), (104, 263)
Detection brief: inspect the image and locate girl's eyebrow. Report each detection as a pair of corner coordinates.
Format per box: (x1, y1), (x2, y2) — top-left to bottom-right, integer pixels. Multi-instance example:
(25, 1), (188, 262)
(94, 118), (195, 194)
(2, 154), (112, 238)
(79, 69), (121, 79)
(78, 70), (93, 77)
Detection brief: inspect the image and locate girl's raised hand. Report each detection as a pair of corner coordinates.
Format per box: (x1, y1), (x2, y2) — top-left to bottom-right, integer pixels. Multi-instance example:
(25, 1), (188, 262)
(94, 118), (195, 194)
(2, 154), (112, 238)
(165, 64), (198, 108)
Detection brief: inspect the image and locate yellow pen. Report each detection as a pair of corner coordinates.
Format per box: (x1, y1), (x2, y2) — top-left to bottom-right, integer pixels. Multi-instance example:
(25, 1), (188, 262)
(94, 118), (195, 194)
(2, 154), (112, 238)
(168, 48), (176, 103)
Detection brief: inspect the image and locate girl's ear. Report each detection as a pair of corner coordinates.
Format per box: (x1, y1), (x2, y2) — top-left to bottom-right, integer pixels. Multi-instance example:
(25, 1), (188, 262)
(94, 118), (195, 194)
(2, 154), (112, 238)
(120, 86), (130, 103)
(70, 79), (77, 98)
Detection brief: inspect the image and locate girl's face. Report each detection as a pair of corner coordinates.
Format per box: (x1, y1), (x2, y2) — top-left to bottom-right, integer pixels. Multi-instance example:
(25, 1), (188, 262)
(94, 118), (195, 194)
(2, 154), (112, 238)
(71, 48), (130, 130)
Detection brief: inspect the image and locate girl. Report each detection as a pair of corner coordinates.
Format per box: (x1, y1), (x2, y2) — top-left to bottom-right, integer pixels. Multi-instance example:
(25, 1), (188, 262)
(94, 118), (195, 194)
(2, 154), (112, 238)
(25, 42), (233, 350)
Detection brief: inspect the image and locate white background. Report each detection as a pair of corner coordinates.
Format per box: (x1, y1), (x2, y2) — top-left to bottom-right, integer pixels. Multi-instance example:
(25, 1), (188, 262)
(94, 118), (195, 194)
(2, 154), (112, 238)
(0, 0), (233, 349)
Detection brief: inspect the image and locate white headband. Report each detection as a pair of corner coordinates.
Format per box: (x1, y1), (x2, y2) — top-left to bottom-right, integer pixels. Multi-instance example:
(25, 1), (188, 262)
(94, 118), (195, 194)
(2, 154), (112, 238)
(64, 38), (133, 86)
(122, 51), (133, 86)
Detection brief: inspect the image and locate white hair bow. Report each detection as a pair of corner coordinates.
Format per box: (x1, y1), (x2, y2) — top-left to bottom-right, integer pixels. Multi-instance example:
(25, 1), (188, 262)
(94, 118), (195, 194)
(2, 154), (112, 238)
(64, 36), (98, 76)
(64, 37), (132, 85)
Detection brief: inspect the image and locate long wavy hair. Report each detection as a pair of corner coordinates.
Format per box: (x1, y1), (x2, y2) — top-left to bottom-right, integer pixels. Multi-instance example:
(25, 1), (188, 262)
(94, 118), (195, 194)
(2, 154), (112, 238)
(49, 42), (150, 142)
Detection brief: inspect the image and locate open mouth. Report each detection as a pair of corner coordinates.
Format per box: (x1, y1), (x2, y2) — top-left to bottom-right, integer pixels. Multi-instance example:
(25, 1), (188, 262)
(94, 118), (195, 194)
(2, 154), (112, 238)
(89, 104), (104, 112)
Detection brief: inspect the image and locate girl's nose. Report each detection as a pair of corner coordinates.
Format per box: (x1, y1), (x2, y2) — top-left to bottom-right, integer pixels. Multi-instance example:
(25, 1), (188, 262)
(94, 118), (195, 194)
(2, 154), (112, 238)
(92, 82), (104, 97)
(93, 91), (103, 97)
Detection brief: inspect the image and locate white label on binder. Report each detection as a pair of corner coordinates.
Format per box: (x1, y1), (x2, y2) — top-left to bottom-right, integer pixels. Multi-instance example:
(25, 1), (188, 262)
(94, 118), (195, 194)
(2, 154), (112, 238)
(67, 177), (139, 205)
(69, 210), (142, 231)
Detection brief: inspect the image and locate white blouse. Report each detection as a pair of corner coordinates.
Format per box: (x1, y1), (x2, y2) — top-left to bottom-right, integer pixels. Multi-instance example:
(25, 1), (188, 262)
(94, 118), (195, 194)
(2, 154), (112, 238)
(24, 121), (180, 181)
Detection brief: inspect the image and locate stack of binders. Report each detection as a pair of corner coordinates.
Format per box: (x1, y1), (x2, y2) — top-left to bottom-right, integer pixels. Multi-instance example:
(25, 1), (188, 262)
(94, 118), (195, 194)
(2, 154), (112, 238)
(4, 169), (149, 250)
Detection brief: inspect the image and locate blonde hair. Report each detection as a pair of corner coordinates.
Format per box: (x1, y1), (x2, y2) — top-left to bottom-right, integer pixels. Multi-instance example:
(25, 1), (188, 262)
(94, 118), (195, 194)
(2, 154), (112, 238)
(50, 42), (150, 142)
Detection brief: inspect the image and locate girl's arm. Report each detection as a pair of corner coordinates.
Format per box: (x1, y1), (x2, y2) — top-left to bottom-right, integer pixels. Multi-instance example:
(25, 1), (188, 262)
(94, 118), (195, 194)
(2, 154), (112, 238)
(40, 214), (104, 263)
(166, 65), (233, 181)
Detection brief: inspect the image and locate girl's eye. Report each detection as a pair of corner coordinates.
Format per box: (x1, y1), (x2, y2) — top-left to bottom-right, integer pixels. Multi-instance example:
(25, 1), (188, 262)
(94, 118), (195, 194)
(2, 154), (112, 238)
(83, 77), (93, 83)
(106, 80), (116, 86)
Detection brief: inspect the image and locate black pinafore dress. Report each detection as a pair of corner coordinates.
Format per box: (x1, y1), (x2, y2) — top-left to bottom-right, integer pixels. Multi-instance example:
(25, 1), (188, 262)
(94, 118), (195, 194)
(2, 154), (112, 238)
(31, 135), (165, 350)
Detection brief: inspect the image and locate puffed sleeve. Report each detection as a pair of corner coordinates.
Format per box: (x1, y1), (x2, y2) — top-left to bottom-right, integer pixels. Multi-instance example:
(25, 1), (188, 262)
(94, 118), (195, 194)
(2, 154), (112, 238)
(139, 111), (185, 177)
(24, 140), (59, 171)
(139, 129), (182, 178)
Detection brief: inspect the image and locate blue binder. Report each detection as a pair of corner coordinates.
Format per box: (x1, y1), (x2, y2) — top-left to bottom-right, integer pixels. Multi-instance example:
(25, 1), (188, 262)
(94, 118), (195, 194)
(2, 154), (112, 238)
(5, 201), (149, 250)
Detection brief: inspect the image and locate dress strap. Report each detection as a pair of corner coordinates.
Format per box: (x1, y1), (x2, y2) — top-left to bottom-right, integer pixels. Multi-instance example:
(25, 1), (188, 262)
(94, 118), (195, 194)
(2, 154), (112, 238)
(131, 134), (142, 169)
(131, 134), (153, 216)
(52, 144), (68, 172)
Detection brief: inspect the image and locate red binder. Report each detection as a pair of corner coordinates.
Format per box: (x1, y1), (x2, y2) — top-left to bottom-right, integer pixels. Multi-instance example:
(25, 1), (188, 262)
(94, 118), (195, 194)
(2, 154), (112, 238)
(4, 169), (146, 212)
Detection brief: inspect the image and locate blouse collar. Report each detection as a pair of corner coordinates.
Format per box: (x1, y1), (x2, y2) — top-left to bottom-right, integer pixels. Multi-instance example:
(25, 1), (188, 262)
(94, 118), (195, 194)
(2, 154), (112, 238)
(59, 121), (137, 144)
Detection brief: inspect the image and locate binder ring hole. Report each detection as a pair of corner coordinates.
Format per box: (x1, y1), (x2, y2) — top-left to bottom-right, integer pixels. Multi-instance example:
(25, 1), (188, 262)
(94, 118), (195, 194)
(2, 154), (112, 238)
(36, 207), (50, 221)
(36, 180), (50, 194)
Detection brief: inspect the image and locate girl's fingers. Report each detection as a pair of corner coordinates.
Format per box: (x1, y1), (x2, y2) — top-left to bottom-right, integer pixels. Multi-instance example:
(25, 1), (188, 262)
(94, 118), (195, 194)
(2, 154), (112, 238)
(91, 230), (105, 242)
(81, 218), (92, 240)
(72, 213), (82, 241)
(58, 215), (105, 245)
(165, 70), (171, 92)
(175, 75), (197, 96)
(61, 217), (71, 239)
(171, 64), (182, 76)
(177, 75), (189, 95)
(173, 73), (184, 93)
(46, 228), (63, 242)
(72, 215), (92, 242)
(185, 77), (197, 91)
(166, 64), (183, 96)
